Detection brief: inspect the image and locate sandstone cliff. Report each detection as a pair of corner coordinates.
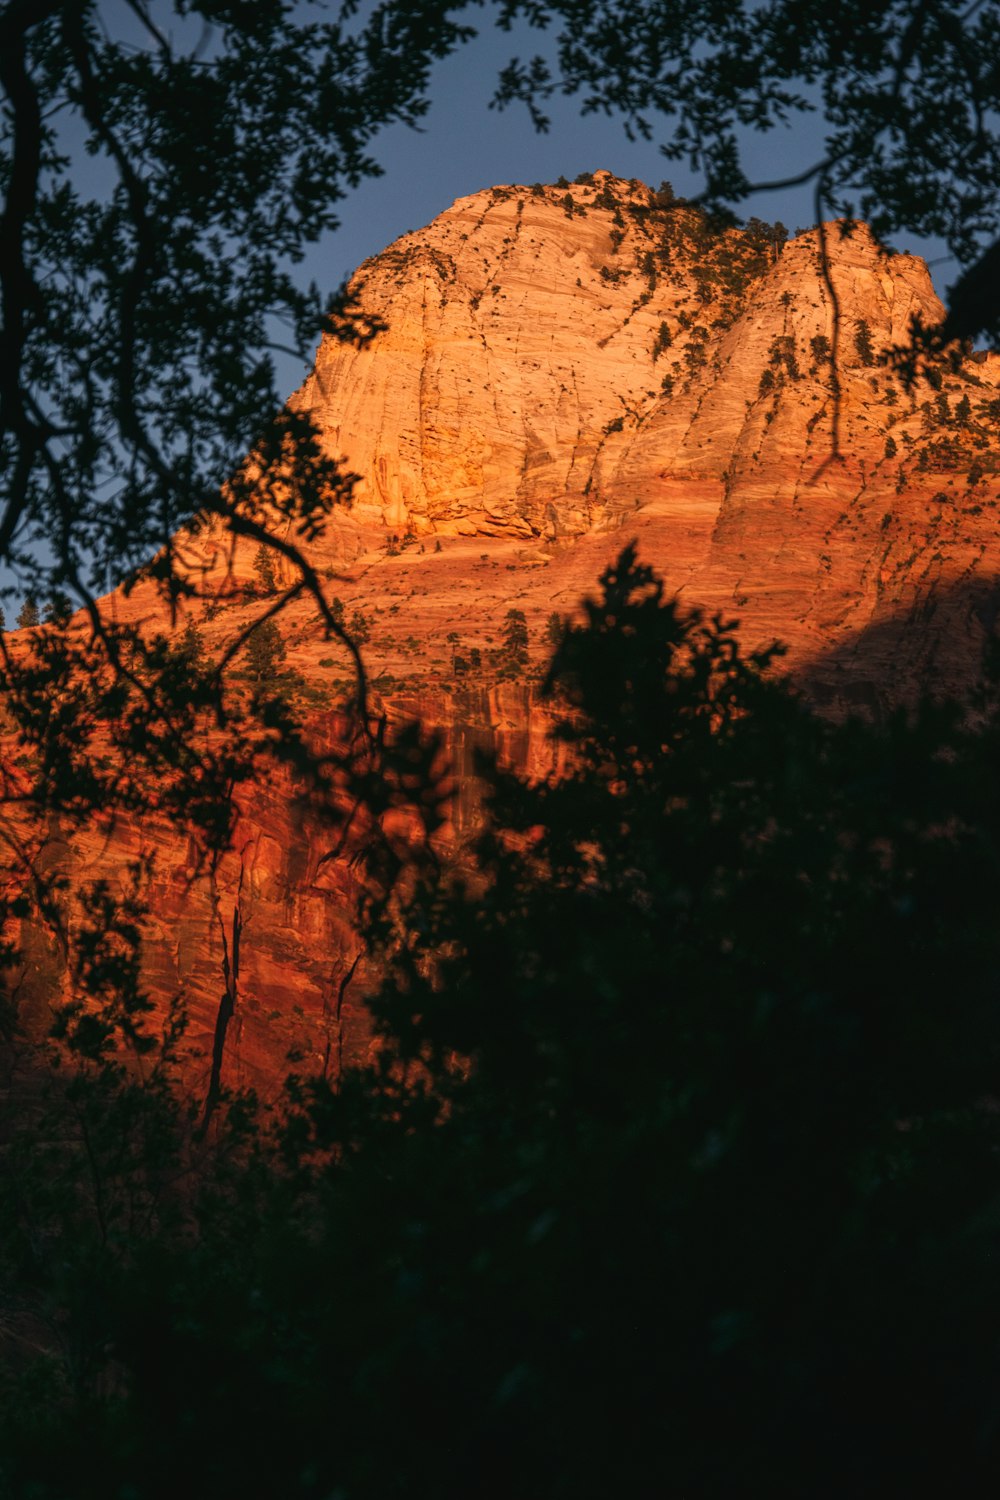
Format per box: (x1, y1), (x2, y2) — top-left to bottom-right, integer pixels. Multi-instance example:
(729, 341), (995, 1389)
(277, 173), (1000, 701)
(7, 172), (1000, 1098)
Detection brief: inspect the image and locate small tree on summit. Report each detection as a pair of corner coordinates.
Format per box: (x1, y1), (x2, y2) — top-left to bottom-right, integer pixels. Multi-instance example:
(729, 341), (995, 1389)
(745, 217), (788, 260)
(16, 597), (39, 629)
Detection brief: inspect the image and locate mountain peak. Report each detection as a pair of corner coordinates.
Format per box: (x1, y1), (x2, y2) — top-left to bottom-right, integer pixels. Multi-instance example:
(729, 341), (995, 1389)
(294, 175), (969, 554)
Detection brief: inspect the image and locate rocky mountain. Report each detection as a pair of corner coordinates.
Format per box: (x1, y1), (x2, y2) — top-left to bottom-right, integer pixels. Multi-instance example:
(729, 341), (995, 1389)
(288, 171), (1000, 702)
(8, 172), (1000, 1097)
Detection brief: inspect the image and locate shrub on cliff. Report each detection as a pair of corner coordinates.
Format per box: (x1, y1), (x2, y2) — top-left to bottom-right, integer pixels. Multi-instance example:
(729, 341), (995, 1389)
(500, 607), (529, 673)
(252, 545), (278, 595)
(854, 318), (877, 366)
(348, 607), (371, 645)
(810, 332), (833, 367)
(545, 610), (566, 647)
(246, 617), (287, 680)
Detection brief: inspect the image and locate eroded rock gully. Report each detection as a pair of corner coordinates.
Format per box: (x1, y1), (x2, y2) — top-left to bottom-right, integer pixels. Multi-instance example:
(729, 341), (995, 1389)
(6, 173), (1000, 1095)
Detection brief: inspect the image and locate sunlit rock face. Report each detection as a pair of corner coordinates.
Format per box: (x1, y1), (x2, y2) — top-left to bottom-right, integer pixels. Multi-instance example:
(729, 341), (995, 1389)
(290, 171), (1000, 706)
(9, 175), (1000, 1096)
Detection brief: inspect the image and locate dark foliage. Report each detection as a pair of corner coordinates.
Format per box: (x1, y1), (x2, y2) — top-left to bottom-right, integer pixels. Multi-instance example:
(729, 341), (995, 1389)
(854, 318), (877, 366)
(15, 596), (38, 629)
(5, 550), (1000, 1496)
(500, 606), (528, 672)
(0, 1), (481, 612)
(245, 617), (286, 681)
(253, 545), (278, 596)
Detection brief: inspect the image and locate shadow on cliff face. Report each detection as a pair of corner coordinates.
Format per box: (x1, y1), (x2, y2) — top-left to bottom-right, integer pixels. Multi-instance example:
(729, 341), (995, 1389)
(797, 573), (1000, 720)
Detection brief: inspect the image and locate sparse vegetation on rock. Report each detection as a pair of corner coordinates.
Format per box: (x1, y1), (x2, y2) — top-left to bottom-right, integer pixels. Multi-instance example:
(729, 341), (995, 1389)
(348, 608), (371, 645)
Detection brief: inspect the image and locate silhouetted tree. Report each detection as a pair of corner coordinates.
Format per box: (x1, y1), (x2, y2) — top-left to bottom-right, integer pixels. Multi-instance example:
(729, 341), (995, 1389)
(15, 597), (38, 629)
(43, 592), (70, 627)
(545, 611), (566, 647)
(350, 546), (1000, 1496)
(246, 618), (287, 681)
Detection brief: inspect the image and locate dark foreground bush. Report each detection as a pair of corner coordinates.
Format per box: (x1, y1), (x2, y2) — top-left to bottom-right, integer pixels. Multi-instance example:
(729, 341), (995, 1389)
(5, 548), (1000, 1498)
